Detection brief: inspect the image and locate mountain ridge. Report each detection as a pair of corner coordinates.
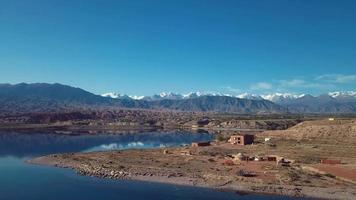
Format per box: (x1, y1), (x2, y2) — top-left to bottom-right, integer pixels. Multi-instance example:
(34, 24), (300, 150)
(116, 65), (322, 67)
(1, 83), (356, 114)
(0, 83), (283, 114)
(102, 91), (356, 103)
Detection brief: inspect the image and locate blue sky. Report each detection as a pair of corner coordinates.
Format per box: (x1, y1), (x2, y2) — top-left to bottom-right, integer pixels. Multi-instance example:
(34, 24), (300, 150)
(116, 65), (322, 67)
(0, 0), (355, 95)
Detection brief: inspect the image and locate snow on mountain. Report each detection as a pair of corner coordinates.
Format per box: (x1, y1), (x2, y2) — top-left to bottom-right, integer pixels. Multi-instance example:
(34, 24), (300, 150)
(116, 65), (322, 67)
(101, 92), (121, 99)
(328, 91), (356, 98)
(183, 92), (202, 99)
(128, 95), (145, 100)
(261, 93), (304, 103)
(159, 92), (184, 99)
(101, 92), (144, 100)
(142, 92), (184, 101)
(183, 91), (232, 98)
(236, 93), (263, 100)
(145, 91), (232, 101)
(327, 91), (356, 102)
(102, 91), (356, 103)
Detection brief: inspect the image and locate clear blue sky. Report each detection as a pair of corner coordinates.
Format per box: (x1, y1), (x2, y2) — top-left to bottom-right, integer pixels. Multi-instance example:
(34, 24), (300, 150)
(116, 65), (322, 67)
(0, 0), (355, 95)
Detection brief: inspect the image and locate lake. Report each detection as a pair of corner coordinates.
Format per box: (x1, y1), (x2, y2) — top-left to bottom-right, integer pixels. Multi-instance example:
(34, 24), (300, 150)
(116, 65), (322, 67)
(0, 131), (302, 200)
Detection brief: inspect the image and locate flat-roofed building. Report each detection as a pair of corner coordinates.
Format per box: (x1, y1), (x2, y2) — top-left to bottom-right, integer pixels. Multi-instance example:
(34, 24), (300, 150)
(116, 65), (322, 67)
(191, 141), (210, 147)
(228, 134), (254, 145)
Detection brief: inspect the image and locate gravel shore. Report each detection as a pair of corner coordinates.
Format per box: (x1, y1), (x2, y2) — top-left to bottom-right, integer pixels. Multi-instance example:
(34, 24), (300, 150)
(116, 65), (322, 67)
(29, 146), (356, 200)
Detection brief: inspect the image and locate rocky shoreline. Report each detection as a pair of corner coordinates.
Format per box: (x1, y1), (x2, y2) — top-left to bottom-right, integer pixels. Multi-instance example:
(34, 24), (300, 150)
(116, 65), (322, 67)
(74, 168), (308, 198)
(29, 145), (356, 200)
(64, 167), (311, 198)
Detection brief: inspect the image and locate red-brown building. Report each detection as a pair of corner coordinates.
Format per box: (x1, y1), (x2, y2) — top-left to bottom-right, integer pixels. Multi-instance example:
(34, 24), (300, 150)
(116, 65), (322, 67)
(191, 141), (210, 147)
(320, 159), (341, 164)
(228, 134), (254, 145)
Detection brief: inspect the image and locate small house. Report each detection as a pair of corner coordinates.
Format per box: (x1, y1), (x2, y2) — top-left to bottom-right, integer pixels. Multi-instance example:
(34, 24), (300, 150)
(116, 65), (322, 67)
(228, 134), (254, 145)
(191, 141), (210, 147)
(267, 156), (277, 161)
(321, 159), (341, 164)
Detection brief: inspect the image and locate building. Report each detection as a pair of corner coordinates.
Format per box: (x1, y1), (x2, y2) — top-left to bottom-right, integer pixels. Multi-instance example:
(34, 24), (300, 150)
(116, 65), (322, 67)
(321, 159), (341, 164)
(191, 141), (210, 147)
(267, 155), (277, 161)
(228, 134), (254, 145)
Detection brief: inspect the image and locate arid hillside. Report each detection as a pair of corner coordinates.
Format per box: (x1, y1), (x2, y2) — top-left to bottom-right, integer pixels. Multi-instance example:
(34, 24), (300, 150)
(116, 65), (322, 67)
(0, 110), (302, 133)
(262, 119), (356, 144)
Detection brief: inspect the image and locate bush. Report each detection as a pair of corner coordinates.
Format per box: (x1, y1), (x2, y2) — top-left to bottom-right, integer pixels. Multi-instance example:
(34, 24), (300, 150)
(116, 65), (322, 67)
(236, 169), (255, 177)
(216, 134), (226, 142)
(324, 173), (336, 178)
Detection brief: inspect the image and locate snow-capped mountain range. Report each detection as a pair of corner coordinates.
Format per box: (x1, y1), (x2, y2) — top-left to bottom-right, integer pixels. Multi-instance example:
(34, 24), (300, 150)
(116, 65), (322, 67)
(1, 83), (355, 114)
(102, 91), (233, 101)
(328, 91), (356, 99)
(102, 91), (356, 103)
(261, 93), (306, 103)
(101, 92), (145, 100)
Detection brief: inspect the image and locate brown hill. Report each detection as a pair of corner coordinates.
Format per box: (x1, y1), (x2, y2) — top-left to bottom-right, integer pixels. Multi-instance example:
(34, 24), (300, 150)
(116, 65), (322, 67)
(262, 119), (356, 143)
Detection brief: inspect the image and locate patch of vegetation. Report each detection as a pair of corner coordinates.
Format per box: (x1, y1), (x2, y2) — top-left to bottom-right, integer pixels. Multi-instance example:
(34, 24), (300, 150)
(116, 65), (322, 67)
(299, 156), (322, 164)
(324, 173), (336, 179)
(216, 134), (227, 142)
(236, 169), (256, 177)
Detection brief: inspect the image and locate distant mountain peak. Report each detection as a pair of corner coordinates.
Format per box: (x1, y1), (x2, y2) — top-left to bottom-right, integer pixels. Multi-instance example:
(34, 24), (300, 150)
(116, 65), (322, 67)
(328, 91), (356, 98)
(101, 92), (121, 99)
(159, 92), (183, 99)
(236, 93), (263, 100)
(101, 92), (144, 100)
(261, 93), (304, 103)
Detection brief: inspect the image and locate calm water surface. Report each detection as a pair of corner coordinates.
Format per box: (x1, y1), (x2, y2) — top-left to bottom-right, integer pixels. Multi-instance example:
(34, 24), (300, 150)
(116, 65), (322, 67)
(0, 131), (302, 200)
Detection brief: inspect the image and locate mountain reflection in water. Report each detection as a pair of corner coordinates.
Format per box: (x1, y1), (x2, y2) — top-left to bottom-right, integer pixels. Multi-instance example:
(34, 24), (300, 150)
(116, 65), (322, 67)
(0, 131), (213, 157)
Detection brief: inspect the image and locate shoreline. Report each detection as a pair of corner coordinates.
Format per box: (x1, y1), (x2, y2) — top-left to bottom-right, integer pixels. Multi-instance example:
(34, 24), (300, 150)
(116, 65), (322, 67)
(0, 123), (266, 135)
(27, 157), (306, 198)
(28, 150), (356, 200)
